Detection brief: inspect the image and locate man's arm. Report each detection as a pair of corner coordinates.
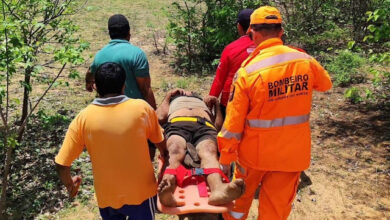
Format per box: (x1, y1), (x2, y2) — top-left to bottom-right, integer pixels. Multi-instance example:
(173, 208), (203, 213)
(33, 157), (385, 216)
(311, 59), (332, 92)
(156, 89), (189, 125)
(85, 67), (94, 92)
(56, 163), (82, 198)
(133, 50), (157, 109)
(214, 101), (223, 131)
(55, 116), (85, 198)
(136, 77), (157, 109)
(155, 139), (167, 159)
(203, 95), (223, 131)
(145, 101), (168, 159)
(217, 70), (249, 166)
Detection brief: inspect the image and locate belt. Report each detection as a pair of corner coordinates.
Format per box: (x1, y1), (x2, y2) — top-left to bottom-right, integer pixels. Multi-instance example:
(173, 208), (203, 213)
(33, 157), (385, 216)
(170, 116), (216, 130)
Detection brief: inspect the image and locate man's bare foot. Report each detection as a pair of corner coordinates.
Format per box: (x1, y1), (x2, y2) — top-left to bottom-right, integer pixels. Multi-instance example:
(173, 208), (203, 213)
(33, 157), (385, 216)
(208, 179), (245, 206)
(158, 174), (180, 207)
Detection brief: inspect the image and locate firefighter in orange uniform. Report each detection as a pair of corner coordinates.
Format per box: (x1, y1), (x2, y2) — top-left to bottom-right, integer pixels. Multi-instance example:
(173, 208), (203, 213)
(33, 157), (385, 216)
(218, 6), (332, 220)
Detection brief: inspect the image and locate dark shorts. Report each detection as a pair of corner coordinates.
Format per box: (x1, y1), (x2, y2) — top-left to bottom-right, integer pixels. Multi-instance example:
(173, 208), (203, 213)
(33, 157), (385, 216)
(99, 196), (157, 220)
(164, 117), (217, 146)
(164, 118), (218, 168)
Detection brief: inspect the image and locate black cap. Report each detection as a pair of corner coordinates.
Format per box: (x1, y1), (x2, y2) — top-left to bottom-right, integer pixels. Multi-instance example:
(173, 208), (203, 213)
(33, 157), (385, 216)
(108, 14), (130, 32)
(237, 9), (254, 25)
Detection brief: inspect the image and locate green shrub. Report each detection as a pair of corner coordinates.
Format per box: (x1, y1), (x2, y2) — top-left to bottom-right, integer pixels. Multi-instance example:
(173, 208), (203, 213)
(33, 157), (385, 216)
(36, 110), (71, 129)
(176, 78), (191, 89)
(344, 87), (363, 103)
(167, 0), (383, 74)
(167, 0), (261, 74)
(361, 0), (390, 104)
(293, 24), (350, 53)
(326, 50), (366, 87)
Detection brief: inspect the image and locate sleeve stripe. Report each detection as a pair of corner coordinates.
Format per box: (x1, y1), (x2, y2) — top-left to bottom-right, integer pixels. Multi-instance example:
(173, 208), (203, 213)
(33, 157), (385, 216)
(219, 127), (242, 140)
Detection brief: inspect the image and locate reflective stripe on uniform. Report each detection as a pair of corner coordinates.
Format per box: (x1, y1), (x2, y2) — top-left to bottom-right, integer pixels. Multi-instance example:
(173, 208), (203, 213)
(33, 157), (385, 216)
(245, 52), (311, 74)
(220, 127), (242, 140)
(229, 210), (245, 219)
(247, 114), (310, 128)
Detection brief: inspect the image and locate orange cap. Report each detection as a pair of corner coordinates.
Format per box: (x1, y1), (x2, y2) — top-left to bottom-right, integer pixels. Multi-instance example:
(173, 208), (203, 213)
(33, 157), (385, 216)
(247, 6), (282, 34)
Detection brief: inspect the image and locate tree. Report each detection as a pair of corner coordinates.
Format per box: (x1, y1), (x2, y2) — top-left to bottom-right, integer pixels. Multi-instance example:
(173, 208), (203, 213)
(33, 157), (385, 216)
(0, 0), (89, 217)
(167, 0), (262, 74)
(167, 0), (386, 74)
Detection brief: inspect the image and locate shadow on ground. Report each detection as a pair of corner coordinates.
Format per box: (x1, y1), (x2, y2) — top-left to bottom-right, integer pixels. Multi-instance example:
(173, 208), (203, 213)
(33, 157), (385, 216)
(1, 110), (94, 219)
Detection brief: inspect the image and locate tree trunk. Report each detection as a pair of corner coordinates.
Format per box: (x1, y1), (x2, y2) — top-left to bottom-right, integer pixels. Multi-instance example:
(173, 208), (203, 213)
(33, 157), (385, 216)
(21, 67), (32, 123)
(0, 64), (32, 218)
(0, 144), (12, 219)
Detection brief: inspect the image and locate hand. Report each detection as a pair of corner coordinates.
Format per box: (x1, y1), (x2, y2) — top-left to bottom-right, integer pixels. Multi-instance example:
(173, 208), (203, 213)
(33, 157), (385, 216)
(203, 95), (218, 110)
(166, 89), (189, 100)
(66, 176), (82, 198)
(220, 163), (231, 178)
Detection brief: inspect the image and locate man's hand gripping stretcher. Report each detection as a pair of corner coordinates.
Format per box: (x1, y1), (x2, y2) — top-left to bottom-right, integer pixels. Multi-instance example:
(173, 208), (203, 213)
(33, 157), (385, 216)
(156, 89), (245, 207)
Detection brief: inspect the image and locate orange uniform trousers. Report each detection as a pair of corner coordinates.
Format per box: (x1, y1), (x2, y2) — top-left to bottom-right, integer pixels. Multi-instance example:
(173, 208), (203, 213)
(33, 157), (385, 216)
(223, 163), (300, 220)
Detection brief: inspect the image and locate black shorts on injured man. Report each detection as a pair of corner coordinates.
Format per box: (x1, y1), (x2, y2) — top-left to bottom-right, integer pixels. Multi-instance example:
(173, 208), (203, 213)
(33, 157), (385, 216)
(163, 118), (218, 168)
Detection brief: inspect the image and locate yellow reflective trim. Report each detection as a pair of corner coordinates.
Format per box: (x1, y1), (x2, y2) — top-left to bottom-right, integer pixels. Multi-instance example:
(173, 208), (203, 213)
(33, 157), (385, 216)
(245, 52), (311, 74)
(170, 117), (216, 129)
(220, 127), (242, 140)
(229, 210), (245, 219)
(247, 114), (310, 128)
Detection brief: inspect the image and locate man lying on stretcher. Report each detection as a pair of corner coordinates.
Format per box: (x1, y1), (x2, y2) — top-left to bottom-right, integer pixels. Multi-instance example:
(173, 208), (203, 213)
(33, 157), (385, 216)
(156, 89), (245, 207)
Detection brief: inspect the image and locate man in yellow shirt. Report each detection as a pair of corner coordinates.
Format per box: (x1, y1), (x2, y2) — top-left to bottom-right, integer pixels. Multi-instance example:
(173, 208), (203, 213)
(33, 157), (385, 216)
(55, 62), (165, 220)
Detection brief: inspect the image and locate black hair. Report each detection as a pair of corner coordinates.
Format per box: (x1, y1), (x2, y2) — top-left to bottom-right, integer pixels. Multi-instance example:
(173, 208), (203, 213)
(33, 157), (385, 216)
(108, 14), (130, 39)
(237, 9), (254, 33)
(251, 23), (282, 33)
(169, 92), (202, 103)
(95, 62), (126, 97)
(239, 20), (251, 33)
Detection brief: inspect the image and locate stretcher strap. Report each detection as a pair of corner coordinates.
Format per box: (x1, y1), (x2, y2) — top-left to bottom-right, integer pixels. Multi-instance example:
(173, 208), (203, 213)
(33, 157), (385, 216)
(163, 165), (229, 197)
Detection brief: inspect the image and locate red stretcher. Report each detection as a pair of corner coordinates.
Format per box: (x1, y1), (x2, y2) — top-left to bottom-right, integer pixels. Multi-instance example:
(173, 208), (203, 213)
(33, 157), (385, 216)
(157, 158), (234, 215)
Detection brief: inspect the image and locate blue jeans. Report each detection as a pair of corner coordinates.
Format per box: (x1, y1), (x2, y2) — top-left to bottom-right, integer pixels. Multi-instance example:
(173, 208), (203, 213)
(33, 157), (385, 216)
(99, 196), (157, 220)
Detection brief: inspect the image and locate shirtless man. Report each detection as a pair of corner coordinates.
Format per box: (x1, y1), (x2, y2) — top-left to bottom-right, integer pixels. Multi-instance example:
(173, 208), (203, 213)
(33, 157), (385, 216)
(156, 89), (245, 207)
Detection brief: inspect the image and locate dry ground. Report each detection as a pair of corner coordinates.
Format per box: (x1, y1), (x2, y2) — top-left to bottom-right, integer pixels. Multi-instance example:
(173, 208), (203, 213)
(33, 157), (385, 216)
(35, 0), (389, 219)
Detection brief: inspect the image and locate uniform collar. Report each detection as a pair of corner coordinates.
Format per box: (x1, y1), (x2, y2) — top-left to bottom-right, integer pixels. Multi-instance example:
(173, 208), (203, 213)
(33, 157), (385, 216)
(254, 38), (283, 54)
(109, 39), (130, 44)
(243, 38), (283, 67)
(92, 95), (129, 106)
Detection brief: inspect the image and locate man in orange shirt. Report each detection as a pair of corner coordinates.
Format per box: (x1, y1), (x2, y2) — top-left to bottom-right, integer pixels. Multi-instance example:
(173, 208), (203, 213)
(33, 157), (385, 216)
(218, 6), (332, 220)
(55, 62), (166, 220)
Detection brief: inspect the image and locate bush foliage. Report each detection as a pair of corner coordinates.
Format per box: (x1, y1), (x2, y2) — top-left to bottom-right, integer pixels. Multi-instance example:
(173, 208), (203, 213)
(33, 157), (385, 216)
(325, 50), (365, 87)
(0, 0), (89, 218)
(167, 0), (262, 74)
(167, 0), (386, 74)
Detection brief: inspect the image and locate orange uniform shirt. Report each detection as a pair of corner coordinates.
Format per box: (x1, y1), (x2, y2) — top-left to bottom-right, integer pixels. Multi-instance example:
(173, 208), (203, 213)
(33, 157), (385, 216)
(55, 96), (164, 208)
(218, 38), (332, 171)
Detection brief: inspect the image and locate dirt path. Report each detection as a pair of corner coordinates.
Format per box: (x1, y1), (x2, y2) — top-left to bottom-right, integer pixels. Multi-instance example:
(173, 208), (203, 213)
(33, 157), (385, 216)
(42, 0), (389, 219)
